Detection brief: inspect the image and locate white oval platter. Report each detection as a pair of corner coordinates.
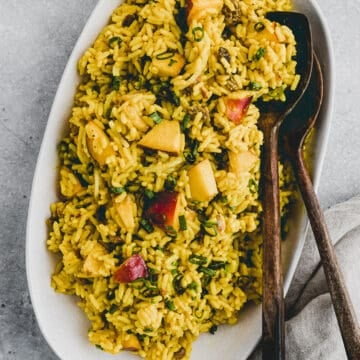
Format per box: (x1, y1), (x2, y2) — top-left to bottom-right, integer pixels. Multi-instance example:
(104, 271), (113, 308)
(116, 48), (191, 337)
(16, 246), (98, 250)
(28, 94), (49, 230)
(26, 0), (334, 358)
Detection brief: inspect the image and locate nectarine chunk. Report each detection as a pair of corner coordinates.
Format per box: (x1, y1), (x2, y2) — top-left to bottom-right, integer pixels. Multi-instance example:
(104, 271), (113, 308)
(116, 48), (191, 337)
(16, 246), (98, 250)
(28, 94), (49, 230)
(144, 191), (181, 230)
(85, 121), (115, 166)
(138, 120), (184, 155)
(188, 159), (218, 202)
(228, 150), (257, 176)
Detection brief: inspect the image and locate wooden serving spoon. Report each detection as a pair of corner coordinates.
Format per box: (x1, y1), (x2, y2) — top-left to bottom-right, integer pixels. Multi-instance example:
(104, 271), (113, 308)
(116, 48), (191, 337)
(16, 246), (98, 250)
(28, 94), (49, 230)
(257, 12), (313, 360)
(281, 53), (360, 360)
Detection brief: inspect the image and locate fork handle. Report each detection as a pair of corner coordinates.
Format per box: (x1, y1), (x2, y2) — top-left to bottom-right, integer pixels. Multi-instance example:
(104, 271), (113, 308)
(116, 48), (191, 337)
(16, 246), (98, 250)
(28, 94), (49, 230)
(292, 151), (360, 359)
(261, 114), (285, 360)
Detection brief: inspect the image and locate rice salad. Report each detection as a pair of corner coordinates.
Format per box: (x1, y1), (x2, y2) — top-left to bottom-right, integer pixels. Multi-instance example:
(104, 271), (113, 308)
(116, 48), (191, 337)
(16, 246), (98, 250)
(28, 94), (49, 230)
(47, 0), (298, 358)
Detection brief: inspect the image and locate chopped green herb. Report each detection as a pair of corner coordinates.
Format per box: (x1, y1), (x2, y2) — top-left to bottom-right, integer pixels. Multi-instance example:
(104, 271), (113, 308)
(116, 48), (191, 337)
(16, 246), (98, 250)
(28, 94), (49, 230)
(142, 287), (160, 297)
(105, 107), (112, 119)
(74, 171), (88, 187)
(154, 245), (164, 252)
(133, 75), (144, 90)
(165, 298), (176, 311)
(173, 273), (185, 295)
(109, 75), (121, 90)
(187, 281), (198, 290)
(95, 344), (104, 350)
(201, 219), (218, 237)
(189, 254), (208, 266)
(248, 178), (258, 193)
(220, 196), (228, 204)
(202, 220), (218, 228)
(164, 175), (177, 191)
(171, 92), (180, 106)
(164, 225), (177, 238)
(181, 114), (190, 132)
(149, 112), (162, 124)
(249, 81), (262, 90)
(209, 325), (218, 334)
(144, 188), (155, 199)
(268, 86), (285, 100)
(208, 260), (227, 270)
(110, 186), (125, 194)
(253, 47), (265, 61)
(144, 327), (153, 333)
(168, 58), (177, 66)
(147, 269), (159, 285)
(109, 36), (122, 47)
(179, 215), (187, 231)
(254, 22), (265, 32)
(108, 304), (118, 314)
(184, 139), (199, 164)
(203, 227), (217, 236)
(140, 218), (154, 233)
(136, 333), (147, 341)
(192, 26), (204, 42)
(155, 50), (175, 60)
(198, 266), (216, 277)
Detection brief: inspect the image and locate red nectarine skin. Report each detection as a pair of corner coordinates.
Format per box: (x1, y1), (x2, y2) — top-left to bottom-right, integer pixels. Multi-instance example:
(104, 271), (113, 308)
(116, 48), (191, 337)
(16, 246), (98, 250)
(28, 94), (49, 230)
(144, 191), (179, 227)
(225, 96), (252, 124)
(113, 254), (148, 283)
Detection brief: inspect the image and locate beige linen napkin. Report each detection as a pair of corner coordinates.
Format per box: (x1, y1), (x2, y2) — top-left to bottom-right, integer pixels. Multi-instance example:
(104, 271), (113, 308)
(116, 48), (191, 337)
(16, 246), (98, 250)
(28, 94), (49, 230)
(250, 195), (360, 359)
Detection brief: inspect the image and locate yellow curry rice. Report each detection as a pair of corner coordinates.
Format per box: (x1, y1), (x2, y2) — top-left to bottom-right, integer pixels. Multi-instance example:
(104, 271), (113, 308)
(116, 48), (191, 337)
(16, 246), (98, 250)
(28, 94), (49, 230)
(47, 0), (298, 358)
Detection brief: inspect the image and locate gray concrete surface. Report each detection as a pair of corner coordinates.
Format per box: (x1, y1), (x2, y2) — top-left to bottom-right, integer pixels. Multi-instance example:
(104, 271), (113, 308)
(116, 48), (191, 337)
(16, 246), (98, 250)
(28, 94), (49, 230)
(0, 0), (359, 359)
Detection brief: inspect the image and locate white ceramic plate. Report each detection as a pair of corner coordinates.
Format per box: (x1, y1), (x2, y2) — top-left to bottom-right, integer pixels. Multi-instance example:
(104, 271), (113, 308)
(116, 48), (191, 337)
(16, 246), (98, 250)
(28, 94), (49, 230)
(26, 1), (334, 359)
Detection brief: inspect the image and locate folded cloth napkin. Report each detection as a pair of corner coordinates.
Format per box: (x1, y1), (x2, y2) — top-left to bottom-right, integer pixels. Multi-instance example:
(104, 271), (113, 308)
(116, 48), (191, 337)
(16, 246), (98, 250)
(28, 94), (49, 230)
(249, 195), (360, 359)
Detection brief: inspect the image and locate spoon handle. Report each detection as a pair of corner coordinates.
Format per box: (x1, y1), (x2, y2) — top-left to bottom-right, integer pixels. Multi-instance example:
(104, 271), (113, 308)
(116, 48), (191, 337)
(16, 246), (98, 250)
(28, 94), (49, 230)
(292, 151), (360, 359)
(261, 114), (285, 360)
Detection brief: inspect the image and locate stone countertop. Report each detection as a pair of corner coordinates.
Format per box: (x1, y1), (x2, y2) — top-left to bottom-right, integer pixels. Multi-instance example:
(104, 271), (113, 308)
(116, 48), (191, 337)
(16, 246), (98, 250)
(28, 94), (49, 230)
(0, 0), (359, 359)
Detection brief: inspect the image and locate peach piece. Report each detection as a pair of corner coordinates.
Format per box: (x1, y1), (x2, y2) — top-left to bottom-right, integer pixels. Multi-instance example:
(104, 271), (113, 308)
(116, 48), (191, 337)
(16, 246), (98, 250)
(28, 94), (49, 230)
(228, 150), (257, 176)
(114, 195), (136, 231)
(138, 120), (184, 155)
(85, 121), (115, 166)
(152, 53), (185, 77)
(187, 0), (223, 25)
(188, 159), (218, 201)
(122, 334), (141, 351)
